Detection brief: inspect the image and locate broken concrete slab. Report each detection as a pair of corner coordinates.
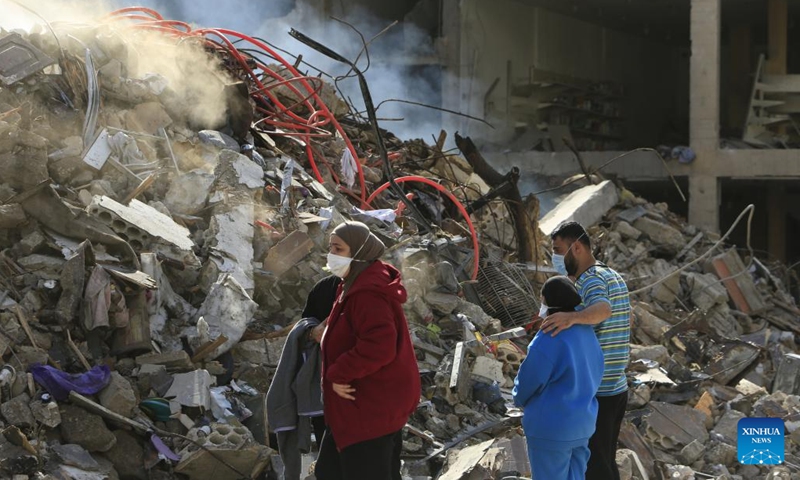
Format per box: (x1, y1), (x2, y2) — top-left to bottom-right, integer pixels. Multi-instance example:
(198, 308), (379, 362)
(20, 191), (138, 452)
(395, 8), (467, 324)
(199, 130), (239, 151)
(263, 230), (315, 277)
(633, 217), (685, 254)
(98, 372), (137, 418)
(0, 204), (26, 229)
(685, 272), (728, 311)
(471, 356), (504, 384)
(678, 439), (706, 465)
(539, 180), (619, 236)
(773, 353), (800, 395)
(52, 444), (100, 471)
(135, 350), (194, 372)
(87, 195), (197, 265)
(214, 149), (265, 190)
(616, 221), (642, 240)
(202, 203), (256, 293)
(190, 274), (257, 359)
(164, 169), (214, 215)
(165, 369), (213, 410)
(60, 404), (117, 452)
(643, 402), (709, 450)
(0, 150), (48, 191)
(704, 341), (760, 386)
(16, 254), (66, 280)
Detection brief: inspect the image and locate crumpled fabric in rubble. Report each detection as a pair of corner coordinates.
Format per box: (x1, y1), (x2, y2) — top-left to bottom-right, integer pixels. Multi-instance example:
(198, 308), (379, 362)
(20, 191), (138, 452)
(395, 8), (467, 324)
(29, 364), (111, 401)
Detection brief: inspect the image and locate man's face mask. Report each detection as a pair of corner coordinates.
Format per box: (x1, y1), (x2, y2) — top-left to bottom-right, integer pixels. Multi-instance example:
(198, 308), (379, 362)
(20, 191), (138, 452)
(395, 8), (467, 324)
(552, 234), (585, 277)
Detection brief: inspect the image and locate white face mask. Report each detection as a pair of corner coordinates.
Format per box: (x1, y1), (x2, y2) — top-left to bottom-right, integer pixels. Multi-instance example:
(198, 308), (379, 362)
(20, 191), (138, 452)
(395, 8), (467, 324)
(327, 237), (369, 279)
(327, 253), (353, 278)
(538, 304), (549, 319)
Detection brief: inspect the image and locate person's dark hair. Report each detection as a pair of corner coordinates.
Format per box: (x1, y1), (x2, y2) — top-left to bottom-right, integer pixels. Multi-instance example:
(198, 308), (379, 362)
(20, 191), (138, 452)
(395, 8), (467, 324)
(541, 276), (582, 315)
(550, 221), (591, 249)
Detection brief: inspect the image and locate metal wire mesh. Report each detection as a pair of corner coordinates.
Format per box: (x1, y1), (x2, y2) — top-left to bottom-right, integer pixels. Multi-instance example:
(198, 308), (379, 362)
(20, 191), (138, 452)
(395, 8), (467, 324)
(476, 261), (540, 328)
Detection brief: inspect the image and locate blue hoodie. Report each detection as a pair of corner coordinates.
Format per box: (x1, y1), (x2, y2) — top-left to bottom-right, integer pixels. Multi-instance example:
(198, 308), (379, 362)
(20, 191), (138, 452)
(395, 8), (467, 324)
(512, 325), (604, 447)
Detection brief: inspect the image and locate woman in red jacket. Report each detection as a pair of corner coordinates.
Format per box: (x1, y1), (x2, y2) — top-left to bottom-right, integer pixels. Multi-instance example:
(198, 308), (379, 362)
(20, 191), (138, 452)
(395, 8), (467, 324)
(315, 221), (421, 480)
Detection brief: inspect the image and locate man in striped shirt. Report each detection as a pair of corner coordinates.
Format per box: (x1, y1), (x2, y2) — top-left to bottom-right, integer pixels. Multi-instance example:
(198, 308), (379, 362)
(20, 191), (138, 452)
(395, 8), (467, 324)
(542, 221), (631, 480)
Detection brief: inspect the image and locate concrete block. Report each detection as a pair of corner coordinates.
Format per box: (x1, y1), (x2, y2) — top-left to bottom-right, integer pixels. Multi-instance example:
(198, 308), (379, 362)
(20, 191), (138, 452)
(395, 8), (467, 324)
(1, 393), (34, 429)
(679, 439), (706, 465)
(16, 254), (65, 280)
(633, 216), (685, 254)
(87, 195), (197, 265)
(471, 356), (504, 384)
(60, 404), (117, 452)
(98, 372), (137, 418)
(685, 272), (728, 310)
(630, 344), (669, 365)
(616, 221), (642, 240)
(176, 423), (272, 480)
(539, 180), (619, 236)
(102, 430), (146, 480)
(773, 353), (800, 395)
(425, 292), (462, 315)
(30, 398), (61, 427)
(263, 231), (315, 277)
(0, 204), (26, 229)
(164, 169), (214, 215)
(711, 409), (746, 445)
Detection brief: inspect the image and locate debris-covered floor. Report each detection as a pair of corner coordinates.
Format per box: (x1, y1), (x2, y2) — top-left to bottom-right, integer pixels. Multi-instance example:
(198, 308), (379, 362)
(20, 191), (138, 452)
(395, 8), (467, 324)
(1, 6), (800, 480)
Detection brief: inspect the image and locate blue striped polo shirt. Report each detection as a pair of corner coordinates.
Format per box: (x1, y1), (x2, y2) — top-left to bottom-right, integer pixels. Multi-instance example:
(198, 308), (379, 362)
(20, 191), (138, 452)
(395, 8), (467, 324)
(575, 263), (631, 396)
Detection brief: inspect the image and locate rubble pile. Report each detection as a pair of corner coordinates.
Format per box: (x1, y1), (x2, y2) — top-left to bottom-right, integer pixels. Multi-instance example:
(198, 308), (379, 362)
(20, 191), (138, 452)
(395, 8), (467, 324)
(0, 8), (542, 480)
(1, 6), (800, 480)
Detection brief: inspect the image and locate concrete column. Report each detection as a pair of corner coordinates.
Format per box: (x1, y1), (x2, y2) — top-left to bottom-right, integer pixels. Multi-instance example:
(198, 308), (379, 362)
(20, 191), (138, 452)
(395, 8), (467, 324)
(689, 176), (720, 233)
(689, 0), (721, 152)
(766, 0), (788, 75)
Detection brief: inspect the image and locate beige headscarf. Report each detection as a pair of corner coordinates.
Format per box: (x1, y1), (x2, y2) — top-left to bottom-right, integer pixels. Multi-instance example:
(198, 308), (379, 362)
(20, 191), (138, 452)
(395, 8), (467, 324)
(331, 221), (386, 294)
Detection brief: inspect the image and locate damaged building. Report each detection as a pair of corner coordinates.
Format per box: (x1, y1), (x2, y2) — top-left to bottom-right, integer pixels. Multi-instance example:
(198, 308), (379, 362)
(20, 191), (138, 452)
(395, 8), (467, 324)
(0, 1), (800, 480)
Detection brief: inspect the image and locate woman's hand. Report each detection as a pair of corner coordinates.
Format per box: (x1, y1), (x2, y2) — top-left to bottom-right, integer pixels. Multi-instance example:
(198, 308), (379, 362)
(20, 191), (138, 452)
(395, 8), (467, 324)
(332, 383), (356, 400)
(310, 321), (326, 343)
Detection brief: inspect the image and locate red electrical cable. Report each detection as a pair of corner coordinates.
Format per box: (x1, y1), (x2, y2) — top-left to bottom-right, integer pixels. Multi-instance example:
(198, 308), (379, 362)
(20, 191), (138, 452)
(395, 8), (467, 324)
(106, 8), (370, 208)
(367, 176), (480, 281)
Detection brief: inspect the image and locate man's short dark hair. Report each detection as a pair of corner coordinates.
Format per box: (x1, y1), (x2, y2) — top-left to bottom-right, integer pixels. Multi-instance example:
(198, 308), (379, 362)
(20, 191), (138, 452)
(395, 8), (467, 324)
(550, 221), (591, 248)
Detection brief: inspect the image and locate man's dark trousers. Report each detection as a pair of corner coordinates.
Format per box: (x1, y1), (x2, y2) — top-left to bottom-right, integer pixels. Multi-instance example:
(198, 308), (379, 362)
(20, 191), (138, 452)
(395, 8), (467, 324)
(586, 391), (628, 480)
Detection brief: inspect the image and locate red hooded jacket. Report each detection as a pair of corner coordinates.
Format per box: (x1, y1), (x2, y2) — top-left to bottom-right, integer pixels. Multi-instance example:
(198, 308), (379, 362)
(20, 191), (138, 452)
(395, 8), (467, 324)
(320, 260), (421, 450)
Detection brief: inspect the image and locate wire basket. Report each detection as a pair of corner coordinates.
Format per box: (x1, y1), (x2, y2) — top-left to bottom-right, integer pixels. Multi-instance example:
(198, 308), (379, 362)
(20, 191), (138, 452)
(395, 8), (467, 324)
(476, 261), (539, 328)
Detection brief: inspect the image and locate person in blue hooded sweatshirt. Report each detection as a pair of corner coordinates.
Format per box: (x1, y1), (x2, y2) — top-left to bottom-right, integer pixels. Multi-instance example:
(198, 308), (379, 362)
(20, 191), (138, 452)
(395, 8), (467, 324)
(513, 276), (604, 480)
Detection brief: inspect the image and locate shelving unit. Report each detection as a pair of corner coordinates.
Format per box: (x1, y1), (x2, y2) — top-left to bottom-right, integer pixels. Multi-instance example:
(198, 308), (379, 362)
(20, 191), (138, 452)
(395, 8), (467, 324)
(510, 72), (627, 151)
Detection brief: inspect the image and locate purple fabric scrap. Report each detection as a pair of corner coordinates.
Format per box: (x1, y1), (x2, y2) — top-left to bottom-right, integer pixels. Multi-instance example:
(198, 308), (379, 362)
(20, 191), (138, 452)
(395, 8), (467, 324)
(151, 434), (181, 462)
(29, 364), (111, 401)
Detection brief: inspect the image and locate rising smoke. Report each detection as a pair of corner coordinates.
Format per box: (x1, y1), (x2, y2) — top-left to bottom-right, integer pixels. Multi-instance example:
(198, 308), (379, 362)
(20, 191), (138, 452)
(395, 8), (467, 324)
(3, 0), (459, 143)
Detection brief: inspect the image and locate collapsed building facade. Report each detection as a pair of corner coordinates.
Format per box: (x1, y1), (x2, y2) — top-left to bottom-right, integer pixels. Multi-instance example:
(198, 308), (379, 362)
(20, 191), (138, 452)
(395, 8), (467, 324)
(0, 4), (800, 480)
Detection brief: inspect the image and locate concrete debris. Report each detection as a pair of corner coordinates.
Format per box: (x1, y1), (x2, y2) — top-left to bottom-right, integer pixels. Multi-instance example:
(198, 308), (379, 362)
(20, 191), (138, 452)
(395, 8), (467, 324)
(0, 9), (798, 480)
(539, 180), (619, 236)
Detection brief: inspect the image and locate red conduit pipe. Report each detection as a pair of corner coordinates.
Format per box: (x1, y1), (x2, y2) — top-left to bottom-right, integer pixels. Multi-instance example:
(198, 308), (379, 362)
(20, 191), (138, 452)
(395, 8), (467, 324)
(106, 9), (369, 207)
(367, 176), (480, 281)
